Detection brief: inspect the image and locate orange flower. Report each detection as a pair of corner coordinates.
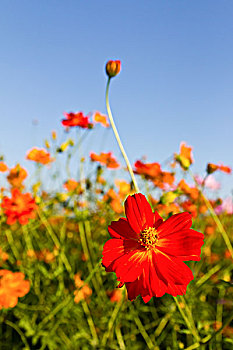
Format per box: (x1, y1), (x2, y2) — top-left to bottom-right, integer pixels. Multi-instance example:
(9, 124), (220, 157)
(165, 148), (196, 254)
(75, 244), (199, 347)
(7, 164), (28, 189)
(153, 171), (175, 189)
(107, 289), (123, 303)
(1, 188), (38, 225)
(93, 112), (110, 127)
(37, 249), (55, 264)
(0, 162), (8, 172)
(156, 202), (180, 216)
(63, 179), (83, 194)
(204, 224), (216, 235)
(181, 200), (197, 218)
(103, 189), (123, 214)
(134, 160), (174, 189)
(115, 179), (132, 196)
(73, 273), (92, 303)
(0, 248), (9, 263)
(106, 60), (121, 78)
(62, 112), (93, 129)
(207, 163), (231, 174)
(0, 270), (30, 309)
(218, 165), (231, 174)
(90, 152), (120, 169)
(134, 160), (161, 178)
(178, 179), (199, 201)
(175, 142), (193, 170)
(26, 148), (54, 165)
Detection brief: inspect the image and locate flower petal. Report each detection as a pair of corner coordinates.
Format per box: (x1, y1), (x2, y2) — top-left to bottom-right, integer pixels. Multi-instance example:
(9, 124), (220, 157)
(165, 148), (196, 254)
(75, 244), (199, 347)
(157, 229), (204, 261)
(125, 193), (154, 233)
(153, 250), (194, 287)
(154, 211), (163, 229)
(125, 252), (168, 301)
(157, 212), (192, 238)
(166, 283), (188, 297)
(102, 238), (146, 282)
(108, 218), (138, 240)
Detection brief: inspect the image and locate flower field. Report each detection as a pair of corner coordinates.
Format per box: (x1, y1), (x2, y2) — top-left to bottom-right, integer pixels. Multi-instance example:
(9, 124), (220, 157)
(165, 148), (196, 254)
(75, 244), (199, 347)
(0, 61), (232, 350)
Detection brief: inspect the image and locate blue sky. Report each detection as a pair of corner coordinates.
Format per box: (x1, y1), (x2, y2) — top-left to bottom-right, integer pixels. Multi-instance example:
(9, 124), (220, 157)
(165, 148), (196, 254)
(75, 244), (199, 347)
(0, 1), (232, 196)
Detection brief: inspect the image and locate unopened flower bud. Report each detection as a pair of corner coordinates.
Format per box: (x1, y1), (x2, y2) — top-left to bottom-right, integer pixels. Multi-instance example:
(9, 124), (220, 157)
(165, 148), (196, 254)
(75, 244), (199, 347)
(105, 60), (121, 78)
(207, 163), (218, 174)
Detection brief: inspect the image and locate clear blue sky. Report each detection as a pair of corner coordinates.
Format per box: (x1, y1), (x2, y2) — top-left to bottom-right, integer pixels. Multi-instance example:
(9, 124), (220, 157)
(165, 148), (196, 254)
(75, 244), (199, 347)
(0, 1), (232, 196)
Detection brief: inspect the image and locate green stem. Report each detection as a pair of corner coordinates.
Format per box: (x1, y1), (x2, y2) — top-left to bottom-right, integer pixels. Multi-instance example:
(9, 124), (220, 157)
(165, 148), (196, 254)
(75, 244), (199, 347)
(82, 300), (99, 346)
(101, 288), (126, 347)
(191, 171), (233, 259)
(37, 208), (72, 276)
(5, 229), (20, 261)
(5, 320), (30, 350)
(173, 297), (200, 342)
(105, 77), (139, 193)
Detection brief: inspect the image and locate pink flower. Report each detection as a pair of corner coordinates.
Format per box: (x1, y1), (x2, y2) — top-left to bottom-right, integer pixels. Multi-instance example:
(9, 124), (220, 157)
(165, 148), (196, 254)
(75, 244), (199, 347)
(215, 197), (233, 215)
(194, 175), (220, 190)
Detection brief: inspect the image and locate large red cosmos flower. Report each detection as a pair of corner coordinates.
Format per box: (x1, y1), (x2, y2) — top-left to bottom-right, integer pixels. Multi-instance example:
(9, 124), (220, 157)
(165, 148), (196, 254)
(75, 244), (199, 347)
(102, 193), (204, 303)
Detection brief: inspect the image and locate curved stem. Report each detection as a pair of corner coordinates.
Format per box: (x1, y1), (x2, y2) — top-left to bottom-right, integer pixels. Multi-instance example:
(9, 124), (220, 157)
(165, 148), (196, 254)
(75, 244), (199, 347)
(105, 78), (139, 193)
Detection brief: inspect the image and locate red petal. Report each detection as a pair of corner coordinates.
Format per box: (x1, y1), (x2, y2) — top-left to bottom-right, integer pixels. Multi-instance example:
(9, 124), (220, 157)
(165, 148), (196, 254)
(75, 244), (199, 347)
(166, 283), (188, 296)
(154, 211), (163, 229)
(157, 229), (204, 261)
(108, 218), (138, 240)
(157, 212), (192, 238)
(125, 252), (168, 301)
(142, 295), (152, 303)
(125, 279), (142, 301)
(102, 238), (146, 282)
(153, 251), (194, 287)
(125, 193), (154, 233)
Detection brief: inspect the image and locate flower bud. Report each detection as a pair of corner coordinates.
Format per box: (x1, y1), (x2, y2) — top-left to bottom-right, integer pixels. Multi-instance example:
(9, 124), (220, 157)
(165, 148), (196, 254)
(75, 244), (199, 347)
(105, 60), (121, 78)
(207, 163), (218, 174)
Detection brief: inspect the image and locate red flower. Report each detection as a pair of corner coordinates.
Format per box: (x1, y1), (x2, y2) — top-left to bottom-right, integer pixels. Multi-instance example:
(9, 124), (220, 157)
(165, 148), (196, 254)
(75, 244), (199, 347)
(1, 188), (38, 225)
(102, 193), (204, 303)
(62, 112), (93, 129)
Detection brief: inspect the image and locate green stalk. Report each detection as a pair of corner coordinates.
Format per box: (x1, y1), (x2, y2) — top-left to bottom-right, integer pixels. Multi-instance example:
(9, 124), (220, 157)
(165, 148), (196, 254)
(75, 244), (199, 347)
(105, 77), (139, 193)
(191, 171), (233, 259)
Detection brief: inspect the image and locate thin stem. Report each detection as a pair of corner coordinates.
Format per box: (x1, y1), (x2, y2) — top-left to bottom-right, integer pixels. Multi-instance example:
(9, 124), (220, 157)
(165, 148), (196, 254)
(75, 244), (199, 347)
(191, 171), (233, 259)
(82, 300), (99, 346)
(5, 320), (30, 350)
(105, 77), (139, 193)
(173, 297), (200, 342)
(37, 208), (72, 276)
(5, 229), (20, 261)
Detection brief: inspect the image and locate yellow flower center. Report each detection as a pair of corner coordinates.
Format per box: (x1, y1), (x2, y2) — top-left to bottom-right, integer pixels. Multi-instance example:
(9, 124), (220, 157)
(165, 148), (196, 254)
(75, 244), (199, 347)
(139, 227), (158, 250)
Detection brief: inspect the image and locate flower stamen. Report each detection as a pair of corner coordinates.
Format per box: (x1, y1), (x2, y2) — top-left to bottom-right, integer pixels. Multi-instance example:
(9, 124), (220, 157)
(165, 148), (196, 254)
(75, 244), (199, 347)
(139, 227), (158, 250)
